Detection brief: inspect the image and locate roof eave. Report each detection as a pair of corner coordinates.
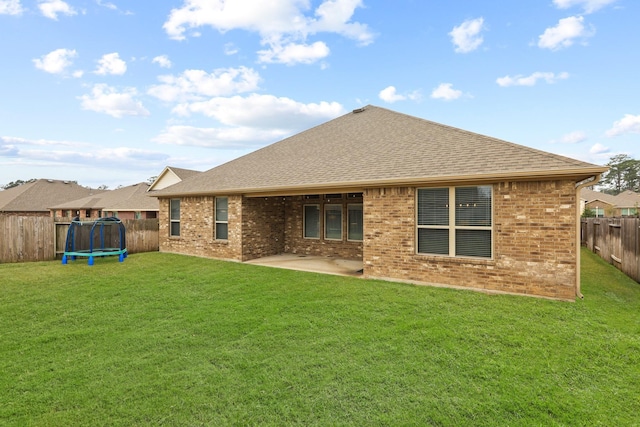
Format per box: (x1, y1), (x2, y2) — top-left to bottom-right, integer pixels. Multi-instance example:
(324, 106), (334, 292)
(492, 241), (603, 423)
(151, 167), (608, 198)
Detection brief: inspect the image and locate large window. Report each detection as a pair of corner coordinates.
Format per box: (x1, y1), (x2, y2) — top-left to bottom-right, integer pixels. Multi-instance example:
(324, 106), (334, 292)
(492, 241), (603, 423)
(215, 197), (228, 240)
(417, 186), (492, 258)
(325, 204), (343, 240)
(170, 199), (180, 237)
(347, 204), (363, 241)
(303, 205), (320, 239)
(621, 208), (636, 216)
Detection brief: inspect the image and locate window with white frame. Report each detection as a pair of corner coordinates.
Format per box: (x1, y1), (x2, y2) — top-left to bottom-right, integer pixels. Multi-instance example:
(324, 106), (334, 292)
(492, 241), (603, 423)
(325, 204), (343, 240)
(170, 199), (180, 237)
(347, 204), (363, 241)
(594, 207), (604, 218)
(417, 186), (492, 258)
(215, 197), (228, 240)
(621, 208), (637, 216)
(303, 205), (320, 238)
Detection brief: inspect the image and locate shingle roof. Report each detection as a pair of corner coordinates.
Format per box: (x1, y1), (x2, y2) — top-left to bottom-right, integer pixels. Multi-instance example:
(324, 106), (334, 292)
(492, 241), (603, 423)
(582, 188), (640, 208)
(153, 105), (607, 197)
(51, 182), (159, 211)
(0, 179), (104, 212)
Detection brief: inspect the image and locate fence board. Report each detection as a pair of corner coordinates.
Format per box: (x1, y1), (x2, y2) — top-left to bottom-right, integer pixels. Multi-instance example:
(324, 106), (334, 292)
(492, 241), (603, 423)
(581, 217), (640, 283)
(1, 216), (159, 264)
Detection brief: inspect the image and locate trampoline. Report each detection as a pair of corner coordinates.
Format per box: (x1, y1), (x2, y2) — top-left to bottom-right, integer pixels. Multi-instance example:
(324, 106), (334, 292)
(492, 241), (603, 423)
(62, 217), (127, 266)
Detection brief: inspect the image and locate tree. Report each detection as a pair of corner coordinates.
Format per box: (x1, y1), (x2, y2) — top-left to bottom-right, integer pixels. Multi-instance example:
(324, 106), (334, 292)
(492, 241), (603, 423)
(582, 207), (596, 218)
(600, 154), (640, 195)
(1, 179), (36, 190)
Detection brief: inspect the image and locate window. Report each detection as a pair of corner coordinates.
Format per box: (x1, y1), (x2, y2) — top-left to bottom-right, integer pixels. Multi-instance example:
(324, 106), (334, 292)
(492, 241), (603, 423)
(303, 205), (320, 238)
(594, 207), (604, 218)
(417, 186), (492, 258)
(170, 199), (180, 237)
(621, 208), (637, 216)
(347, 204), (363, 241)
(215, 197), (228, 240)
(135, 211), (141, 219)
(325, 204), (343, 240)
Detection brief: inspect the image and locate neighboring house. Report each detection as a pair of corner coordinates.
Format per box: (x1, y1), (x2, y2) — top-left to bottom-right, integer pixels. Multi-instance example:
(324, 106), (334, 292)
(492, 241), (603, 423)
(147, 166), (201, 192)
(151, 105), (607, 301)
(51, 182), (159, 220)
(581, 188), (640, 217)
(0, 179), (103, 217)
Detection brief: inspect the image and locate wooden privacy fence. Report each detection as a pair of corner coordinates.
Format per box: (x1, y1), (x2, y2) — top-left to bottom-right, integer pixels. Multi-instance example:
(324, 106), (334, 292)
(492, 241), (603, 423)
(0, 216), (159, 263)
(581, 217), (640, 283)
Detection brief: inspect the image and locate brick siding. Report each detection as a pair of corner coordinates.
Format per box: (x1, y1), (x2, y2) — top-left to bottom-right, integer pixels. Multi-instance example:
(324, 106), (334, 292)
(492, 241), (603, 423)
(159, 179), (578, 300)
(363, 180), (578, 300)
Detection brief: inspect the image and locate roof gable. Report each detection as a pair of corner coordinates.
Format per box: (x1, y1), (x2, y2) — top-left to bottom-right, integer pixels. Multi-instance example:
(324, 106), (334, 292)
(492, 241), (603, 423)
(154, 105), (607, 197)
(147, 166), (201, 192)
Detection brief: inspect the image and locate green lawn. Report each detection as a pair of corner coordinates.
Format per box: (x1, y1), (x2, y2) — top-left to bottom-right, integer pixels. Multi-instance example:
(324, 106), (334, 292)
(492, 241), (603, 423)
(1, 248), (639, 426)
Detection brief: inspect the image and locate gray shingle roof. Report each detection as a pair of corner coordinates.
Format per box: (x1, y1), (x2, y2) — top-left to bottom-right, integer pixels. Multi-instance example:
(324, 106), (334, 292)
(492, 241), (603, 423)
(153, 105), (607, 197)
(0, 179), (104, 212)
(51, 182), (159, 211)
(581, 188), (640, 208)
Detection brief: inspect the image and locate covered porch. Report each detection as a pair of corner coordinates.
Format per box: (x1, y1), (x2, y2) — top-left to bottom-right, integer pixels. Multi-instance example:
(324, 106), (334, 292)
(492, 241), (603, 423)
(245, 253), (363, 276)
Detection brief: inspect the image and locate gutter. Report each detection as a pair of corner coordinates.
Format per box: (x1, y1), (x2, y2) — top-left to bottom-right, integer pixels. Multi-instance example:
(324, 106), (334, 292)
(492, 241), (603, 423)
(575, 174), (603, 299)
(152, 166), (609, 198)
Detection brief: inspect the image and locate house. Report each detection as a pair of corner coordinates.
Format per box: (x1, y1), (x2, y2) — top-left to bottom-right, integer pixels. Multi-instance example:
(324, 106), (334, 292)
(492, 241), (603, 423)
(51, 182), (159, 220)
(0, 179), (103, 217)
(151, 105), (607, 301)
(581, 188), (640, 217)
(147, 166), (201, 192)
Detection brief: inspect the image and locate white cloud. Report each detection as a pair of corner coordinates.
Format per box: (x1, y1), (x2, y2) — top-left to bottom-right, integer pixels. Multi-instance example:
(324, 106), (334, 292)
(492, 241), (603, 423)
(153, 125), (290, 148)
(449, 17), (485, 53)
(553, 130), (587, 144)
(78, 84), (150, 118)
(94, 52), (127, 75)
(172, 93), (345, 130)
(430, 83), (463, 101)
(224, 43), (239, 55)
(257, 41), (330, 65)
(147, 66), (261, 103)
(163, 0), (374, 64)
(33, 48), (77, 74)
(152, 55), (172, 68)
(589, 143), (610, 154)
(538, 16), (594, 50)
(0, 0), (24, 15)
(38, 0), (76, 20)
(378, 86), (421, 104)
(606, 114), (640, 137)
(496, 71), (570, 87)
(553, 0), (617, 14)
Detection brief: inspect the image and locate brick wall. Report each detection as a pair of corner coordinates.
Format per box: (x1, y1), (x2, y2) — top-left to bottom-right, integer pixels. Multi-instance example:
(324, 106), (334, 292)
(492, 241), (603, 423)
(363, 180), (578, 300)
(242, 197), (286, 260)
(158, 196), (242, 260)
(284, 195), (363, 260)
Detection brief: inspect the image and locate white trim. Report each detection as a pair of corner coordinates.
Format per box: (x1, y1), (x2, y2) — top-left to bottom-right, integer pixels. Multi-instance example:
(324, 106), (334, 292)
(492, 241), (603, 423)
(215, 196), (228, 241)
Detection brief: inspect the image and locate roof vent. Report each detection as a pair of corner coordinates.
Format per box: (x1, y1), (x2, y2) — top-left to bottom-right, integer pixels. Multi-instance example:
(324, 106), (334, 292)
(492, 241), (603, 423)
(352, 107), (366, 114)
(47, 179), (54, 183)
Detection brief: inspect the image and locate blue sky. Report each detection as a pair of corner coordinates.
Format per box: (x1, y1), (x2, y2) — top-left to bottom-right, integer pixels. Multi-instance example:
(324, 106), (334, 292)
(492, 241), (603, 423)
(0, 0), (638, 189)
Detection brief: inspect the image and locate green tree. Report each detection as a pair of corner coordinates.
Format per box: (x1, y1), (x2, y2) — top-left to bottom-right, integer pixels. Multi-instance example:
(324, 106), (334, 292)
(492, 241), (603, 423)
(1, 179), (36, 190)
(582, 207), (596, 218)
(600, 154), (640, 195)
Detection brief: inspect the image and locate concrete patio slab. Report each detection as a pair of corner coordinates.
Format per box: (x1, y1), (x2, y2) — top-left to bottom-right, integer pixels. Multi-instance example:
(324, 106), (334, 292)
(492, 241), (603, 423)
(245, 254), (363, 277)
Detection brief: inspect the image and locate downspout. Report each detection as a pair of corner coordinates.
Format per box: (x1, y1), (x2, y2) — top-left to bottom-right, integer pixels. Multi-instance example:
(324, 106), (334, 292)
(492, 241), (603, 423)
(575, 174), (602, 299)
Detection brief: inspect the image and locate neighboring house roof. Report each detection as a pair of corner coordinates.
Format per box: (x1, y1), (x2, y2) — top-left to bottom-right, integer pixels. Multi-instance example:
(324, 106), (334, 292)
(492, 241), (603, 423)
(612, 190), (640, 208)
(153, 105), (607, 197)
(580, 188), (617, 206)
(147, 166), (201, 192)
(0, 179), (104, 213)
(580, 188), (640, 209)
(51, 182), (159, 212)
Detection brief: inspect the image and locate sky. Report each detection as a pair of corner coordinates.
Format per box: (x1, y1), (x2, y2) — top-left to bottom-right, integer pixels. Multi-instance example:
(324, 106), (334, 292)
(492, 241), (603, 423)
(0, 0), (638, 189)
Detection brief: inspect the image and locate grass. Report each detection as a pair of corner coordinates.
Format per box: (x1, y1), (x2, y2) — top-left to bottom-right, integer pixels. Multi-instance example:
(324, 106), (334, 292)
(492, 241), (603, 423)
(1, 248), (639, 426)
